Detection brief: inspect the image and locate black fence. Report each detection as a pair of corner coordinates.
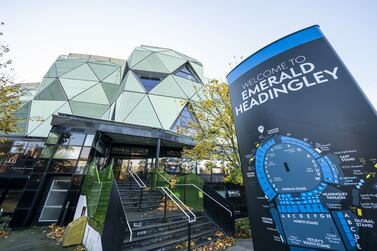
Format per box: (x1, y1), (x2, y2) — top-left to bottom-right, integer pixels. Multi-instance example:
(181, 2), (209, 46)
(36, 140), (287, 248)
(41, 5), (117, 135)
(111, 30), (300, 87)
(199, 174), (224, 183)
(0, 165), (33, 177)
(203, 183), (235, 235)
(101, 180), (129, 251)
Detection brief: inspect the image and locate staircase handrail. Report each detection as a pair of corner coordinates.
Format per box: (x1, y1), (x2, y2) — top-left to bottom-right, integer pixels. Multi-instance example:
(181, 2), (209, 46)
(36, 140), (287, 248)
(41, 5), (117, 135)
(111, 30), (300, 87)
(175, 183), (233, 217)
(114, 181), (133, 242)
(156, 171), (232, 217)
(128, 169), (146, 188)
(158, 186), (196, 223)
(156, 170), (171, 185)
(158, 186), (196, 250)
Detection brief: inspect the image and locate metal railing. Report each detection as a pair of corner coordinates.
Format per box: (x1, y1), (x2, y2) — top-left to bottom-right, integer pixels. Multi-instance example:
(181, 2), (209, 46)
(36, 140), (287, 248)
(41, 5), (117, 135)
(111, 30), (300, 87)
(114, 181), (133, 242)
(175, 183), (233, 217)
(199, 173), (225, 183)
(156, 171), (233, 216)
(203, 184), (235, 235)
(0, 166), (33, 176)
(102, 180), (133, 250)
(128, 169), (146, 211)
(158, 186), (196, 250)
(128, 169), (146, 188)
(155, 171), (235, 235)
(156, 170), (172, 187)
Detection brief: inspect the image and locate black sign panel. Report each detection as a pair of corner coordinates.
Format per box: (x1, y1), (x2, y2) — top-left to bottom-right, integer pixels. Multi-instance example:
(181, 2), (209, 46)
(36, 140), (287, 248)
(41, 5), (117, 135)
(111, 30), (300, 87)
(227, 26), (377, 251)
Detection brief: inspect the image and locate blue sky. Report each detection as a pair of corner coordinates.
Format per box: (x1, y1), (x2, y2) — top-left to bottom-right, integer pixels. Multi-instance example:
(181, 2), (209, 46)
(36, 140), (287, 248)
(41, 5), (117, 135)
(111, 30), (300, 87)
(1, 0), (376, 107)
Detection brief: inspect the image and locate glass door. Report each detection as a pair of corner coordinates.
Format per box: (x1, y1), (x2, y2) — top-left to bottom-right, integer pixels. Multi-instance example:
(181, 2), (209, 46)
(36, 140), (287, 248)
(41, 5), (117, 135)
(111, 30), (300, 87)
(39, 179), (70, 222)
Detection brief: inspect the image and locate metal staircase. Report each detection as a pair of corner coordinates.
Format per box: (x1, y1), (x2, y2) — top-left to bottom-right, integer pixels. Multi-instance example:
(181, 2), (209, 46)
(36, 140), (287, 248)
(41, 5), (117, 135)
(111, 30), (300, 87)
(116, 171), (226, 251)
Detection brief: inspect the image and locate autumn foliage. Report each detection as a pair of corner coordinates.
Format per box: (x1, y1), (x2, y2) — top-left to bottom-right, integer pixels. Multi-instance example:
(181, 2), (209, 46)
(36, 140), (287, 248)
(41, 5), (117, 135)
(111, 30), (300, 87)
(183, 80), (243, 185)
(0, 22), (22, 137)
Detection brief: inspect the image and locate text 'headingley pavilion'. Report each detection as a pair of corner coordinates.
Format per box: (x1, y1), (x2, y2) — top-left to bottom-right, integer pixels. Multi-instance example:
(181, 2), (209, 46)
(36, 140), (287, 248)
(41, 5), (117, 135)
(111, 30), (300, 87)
(0, 45), (206, 226)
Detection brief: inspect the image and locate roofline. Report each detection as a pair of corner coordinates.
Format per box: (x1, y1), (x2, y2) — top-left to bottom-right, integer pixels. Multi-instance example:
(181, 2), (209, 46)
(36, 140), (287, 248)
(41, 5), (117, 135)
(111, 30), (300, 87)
(51, 113), (196, 147)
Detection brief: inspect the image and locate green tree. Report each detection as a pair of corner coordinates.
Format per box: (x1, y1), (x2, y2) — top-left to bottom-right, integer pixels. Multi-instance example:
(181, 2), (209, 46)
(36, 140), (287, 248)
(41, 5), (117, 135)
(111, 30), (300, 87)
(0, 22), (22, 137)
(183, 79), (243, 185)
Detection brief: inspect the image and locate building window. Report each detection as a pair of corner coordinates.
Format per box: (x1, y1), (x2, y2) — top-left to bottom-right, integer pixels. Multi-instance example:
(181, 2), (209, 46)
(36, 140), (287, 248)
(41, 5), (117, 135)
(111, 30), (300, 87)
(53, 146), (81, 159)
(134, 71), (167, 92)
(49, 160), (78, 173)
(59, 132), (85, 146)
(76, 161), (87, 174)
(46, 131), (60, 144)
(9, 141), (28, 154)
(174, 64), (200, 83)
(84, 134), (95, 146)
(24, 142), (44, 159)
(0, 141), (44, 175)
(40, 146), (56, 158)
(79, 147), (91, 160)
(0, 190), (23, 213)
(33, 159), (49, 173)
(170, 105), (197, 136)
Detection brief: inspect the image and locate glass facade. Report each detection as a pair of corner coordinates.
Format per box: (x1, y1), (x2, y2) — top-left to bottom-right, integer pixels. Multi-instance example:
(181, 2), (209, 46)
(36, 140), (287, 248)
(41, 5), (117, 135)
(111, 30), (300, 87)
(39, 180), (71, 222)
(1, 46), (206, 228)
(115, 46), (204, 131)
(40, 130), (95, 174)
(170, 105), (197, 136)
(174, 64), (200, 83)
(0, 140), (44, 176)
(8, 128), (99, 227)
(1, 46), (204, 138)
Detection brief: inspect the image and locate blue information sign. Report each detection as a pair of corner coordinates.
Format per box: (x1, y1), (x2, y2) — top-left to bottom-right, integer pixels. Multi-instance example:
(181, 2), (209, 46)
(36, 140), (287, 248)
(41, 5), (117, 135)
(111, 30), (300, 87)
(227, 26), (377, 251)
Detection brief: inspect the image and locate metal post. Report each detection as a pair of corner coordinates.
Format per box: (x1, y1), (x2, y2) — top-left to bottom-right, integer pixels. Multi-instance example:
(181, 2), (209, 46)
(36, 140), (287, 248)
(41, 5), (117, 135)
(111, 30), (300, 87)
(188, 222), (191, 251)
(138, 188), (143, 211)
(127, 160), (132, 188)
(163, 193), (167, 222)
(59, 201), (70, 227)
(155, 138), (160, 170)
(144, 158), (148, 180)
(183, 176), (186, 204)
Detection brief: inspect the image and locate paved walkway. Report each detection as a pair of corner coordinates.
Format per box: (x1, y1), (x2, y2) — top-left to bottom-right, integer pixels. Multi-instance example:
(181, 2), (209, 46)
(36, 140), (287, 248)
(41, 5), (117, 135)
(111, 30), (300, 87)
(0, 227), (75, 251)
(0, 226), (254, 251)
(227, 238), (254, 251)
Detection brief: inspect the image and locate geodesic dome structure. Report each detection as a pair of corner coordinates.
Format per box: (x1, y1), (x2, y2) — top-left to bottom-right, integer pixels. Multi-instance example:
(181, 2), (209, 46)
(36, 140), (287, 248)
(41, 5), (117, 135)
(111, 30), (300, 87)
(114, 45), (204, 130)
(20, 54), (126, 137)
(10, 46), (205, 138)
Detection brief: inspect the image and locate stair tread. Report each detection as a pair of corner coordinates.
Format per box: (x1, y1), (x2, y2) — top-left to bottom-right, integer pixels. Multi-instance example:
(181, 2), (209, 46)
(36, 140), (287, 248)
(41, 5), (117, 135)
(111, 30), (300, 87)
(128, 212), (188, 224)
(122, 197), (161, 201)
(121, 191), (159, 195)
(120, 194), (161, 198)
(132, 215), (206, 231)
(124, 201), (161, 205)
(123, 202), (161, 207)
(117, 181), (221, 251)
(124, 221), (214, 244)
(124, 204), (161, 210)
(124, 228), (218, 251)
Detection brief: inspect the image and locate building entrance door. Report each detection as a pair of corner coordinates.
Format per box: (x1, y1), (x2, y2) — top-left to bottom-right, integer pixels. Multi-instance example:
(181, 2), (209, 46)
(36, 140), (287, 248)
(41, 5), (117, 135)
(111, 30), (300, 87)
(38, 179), (70, 223)
(113, 158), (154, 181)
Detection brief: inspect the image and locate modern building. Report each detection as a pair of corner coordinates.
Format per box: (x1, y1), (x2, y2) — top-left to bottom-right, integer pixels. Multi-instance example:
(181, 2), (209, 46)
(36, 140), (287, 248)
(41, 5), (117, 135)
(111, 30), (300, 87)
(0, 46), (236, 250)
(0, 45), (205, 221)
